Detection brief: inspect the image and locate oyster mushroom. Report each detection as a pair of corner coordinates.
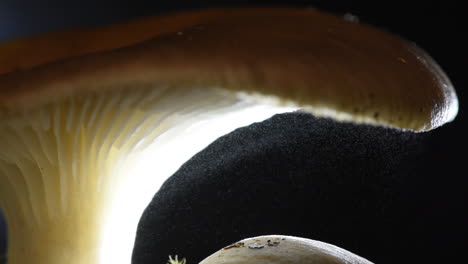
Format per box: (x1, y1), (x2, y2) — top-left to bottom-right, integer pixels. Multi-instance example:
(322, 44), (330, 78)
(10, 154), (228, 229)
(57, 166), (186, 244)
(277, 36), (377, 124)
(0, 7), (458, 264)
(199, 235), (373, 264)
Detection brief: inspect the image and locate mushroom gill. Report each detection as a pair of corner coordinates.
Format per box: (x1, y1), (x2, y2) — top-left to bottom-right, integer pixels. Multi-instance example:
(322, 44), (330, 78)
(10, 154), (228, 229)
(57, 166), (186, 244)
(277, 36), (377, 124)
(0, 7), (458, 264)
(0, 85), (296, 264)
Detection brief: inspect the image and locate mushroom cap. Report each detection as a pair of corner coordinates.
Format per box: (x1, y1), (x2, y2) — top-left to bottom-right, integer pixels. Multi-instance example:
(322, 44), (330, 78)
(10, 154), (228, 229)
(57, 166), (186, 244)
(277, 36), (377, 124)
(0, 7), (458, 131)
(199, 235), (373, 264)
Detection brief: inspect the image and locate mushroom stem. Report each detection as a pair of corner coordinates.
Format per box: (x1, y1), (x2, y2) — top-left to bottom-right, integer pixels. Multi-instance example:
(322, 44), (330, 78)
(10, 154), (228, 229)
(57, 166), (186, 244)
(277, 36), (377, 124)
(0, 86), (297, 264)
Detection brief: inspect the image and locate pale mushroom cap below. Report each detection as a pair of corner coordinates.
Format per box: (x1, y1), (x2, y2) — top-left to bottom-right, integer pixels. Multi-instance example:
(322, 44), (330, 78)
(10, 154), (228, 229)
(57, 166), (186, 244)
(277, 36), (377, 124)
(199, 235), (373, 264)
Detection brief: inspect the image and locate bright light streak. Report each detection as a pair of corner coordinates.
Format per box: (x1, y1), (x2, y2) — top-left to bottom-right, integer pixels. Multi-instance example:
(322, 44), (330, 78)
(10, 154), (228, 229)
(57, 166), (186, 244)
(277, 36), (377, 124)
(98, 101), (298, 264)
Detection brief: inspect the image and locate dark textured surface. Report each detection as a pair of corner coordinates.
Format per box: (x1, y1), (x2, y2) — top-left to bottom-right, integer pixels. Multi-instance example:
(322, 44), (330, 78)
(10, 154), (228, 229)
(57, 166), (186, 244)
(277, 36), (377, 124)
(132, 112), (467, 264)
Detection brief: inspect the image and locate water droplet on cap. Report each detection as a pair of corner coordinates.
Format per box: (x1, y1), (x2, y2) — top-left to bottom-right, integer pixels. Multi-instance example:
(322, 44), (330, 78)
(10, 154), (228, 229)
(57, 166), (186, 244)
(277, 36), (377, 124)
(248, 242), (265, 249)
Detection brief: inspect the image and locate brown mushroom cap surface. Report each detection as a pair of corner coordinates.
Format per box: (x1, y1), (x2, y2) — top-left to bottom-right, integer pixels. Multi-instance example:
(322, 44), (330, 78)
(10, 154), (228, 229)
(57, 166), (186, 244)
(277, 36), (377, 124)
(0, 7), (458, 131)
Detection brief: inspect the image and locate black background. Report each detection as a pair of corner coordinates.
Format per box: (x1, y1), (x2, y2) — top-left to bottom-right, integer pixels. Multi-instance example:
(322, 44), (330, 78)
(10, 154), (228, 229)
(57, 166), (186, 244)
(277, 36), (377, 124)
(0, 1), (466, 263)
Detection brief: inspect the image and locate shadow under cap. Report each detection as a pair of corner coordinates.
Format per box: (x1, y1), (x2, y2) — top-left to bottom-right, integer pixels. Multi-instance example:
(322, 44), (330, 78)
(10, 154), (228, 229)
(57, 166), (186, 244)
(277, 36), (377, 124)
(0, 7), (458, 131)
